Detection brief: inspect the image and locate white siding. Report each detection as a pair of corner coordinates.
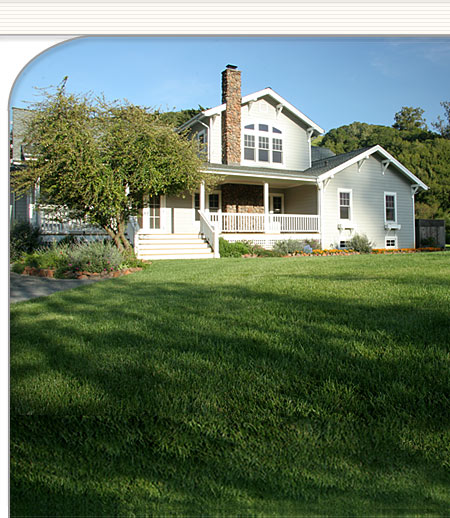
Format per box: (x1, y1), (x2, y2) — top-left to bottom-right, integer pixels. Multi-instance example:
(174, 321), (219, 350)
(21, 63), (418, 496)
(166, 194), (197, 234)
(200, 97), (311, 170)
(284, 185), (318, 214)
(321, 156), (415, 249)
(241, 97), (310, 171)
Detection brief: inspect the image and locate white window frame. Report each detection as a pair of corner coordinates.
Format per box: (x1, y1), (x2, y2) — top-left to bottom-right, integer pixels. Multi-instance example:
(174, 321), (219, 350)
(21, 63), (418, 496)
(384, 192), (397, 223)
(385, 236), (398, 249)
(242, 123), (284, 166)
(338, 188), (352, 221)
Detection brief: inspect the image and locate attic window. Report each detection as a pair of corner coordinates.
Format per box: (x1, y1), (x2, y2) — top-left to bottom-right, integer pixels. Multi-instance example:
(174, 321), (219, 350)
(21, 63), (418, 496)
(244, 124), (254, 130)
(258, 124), (269, 132)
(273, 127), (282, 134)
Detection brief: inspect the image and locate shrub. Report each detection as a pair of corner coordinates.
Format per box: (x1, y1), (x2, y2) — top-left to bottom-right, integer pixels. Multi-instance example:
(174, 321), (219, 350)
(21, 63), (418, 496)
(272, 239), (305, 255)
(11, 263), (25, 274)
(10, 221), (42, 261)
(305, 239), (321, 250)
(28, 242), (70, 268)
(347, 233), (373, 253)
(65, 241), (124, 274)
(219, 238), (252, 258)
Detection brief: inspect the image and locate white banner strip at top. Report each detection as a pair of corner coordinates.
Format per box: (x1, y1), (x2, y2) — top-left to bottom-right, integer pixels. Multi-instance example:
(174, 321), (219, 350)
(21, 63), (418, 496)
(0, 2), (450, 35)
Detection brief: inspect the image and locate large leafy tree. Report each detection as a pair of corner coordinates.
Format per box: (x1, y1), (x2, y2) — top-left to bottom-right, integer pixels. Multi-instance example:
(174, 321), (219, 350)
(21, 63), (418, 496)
(393, 106), (427, 132)
(12, 82), (213, 251)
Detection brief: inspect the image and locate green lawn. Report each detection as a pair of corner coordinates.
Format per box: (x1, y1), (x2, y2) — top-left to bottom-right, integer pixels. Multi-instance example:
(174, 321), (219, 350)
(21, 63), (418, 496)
(10, 253), (450, 517)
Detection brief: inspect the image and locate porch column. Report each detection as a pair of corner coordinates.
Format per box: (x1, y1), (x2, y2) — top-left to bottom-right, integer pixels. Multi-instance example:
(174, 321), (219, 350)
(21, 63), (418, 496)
(200, 181), (206, 213)
(142, 194), (150, 230)
(263, 182), (269, 233)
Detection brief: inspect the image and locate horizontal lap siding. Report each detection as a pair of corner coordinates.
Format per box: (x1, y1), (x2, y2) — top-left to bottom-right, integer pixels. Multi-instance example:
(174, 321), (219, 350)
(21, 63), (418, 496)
(284, 185), (317, 214)
(241, 98), (310, 171)
(322, 156), (415, 249)
(166, 194), (196, 234)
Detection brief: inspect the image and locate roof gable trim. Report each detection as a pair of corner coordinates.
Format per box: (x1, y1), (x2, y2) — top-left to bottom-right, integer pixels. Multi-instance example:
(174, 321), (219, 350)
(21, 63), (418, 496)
(317, 145), (428, 190)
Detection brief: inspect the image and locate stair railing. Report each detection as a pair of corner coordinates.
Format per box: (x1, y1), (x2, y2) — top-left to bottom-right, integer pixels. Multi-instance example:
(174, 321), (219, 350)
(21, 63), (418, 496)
(199, 210), (220, 258)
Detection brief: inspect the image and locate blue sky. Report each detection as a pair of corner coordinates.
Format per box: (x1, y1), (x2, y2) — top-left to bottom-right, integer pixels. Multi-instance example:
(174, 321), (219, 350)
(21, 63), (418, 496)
(10, 36), (450, 133)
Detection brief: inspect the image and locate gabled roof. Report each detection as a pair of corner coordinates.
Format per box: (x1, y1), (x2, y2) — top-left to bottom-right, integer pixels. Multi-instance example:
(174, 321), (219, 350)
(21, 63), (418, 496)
(205, 145), (428, 191)
(178, 87), (324, 135)
(309, 145), (428, 190)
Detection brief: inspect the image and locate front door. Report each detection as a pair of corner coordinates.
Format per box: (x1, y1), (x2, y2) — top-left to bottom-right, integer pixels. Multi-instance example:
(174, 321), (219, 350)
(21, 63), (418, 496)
(143, 194), (166, 233)
(269, 194), (283, 214)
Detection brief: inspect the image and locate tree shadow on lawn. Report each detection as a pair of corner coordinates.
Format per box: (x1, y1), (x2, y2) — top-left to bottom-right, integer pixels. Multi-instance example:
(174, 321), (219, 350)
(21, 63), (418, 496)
(10, 278), (450, 514)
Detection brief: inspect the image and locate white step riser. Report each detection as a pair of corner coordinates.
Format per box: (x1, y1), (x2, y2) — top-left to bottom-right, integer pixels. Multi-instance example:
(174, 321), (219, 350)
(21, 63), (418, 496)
(136, 233), (214, 260)
(139, 248), (212, 255)
(139, 240), (209, 246)
(139, 245), (210, 252)
(139, 254), (215, 260)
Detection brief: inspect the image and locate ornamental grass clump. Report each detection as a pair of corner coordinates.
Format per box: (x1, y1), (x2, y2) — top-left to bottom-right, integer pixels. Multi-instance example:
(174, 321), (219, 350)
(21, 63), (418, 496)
(272, 239), (305, 256)
(347, 233), (373, 254)
(65, 241), (124, 274)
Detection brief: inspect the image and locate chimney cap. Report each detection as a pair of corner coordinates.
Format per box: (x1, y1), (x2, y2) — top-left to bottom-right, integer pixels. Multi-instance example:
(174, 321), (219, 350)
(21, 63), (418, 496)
(226, 64), (238, 70)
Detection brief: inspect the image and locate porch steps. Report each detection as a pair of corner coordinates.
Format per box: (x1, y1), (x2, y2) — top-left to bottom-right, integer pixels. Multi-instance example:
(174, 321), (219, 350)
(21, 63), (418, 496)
(136, 234), (215, 260)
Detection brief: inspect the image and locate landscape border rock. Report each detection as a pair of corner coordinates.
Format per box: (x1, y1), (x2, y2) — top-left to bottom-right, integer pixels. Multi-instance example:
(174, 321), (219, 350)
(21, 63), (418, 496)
(22, 267), (144, 279)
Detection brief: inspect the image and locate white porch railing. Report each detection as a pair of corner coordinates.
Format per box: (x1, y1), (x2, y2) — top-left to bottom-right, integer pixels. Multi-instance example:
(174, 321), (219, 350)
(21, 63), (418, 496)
(207, 211), (319, 233)
(199, 210), (220, 258)
(33, 206), (106, 235)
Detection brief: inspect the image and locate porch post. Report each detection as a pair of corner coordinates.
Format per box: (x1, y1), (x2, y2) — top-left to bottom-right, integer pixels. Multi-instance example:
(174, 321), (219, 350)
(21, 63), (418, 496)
(200, 181), (206, 213)
(263, 182), (269, 233)
(142, 194), (150, 230)
(317, 182), (323, 249)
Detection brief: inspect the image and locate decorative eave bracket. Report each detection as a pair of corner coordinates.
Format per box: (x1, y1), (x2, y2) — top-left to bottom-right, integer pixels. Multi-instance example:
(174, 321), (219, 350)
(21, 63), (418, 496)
(307, 128), (314, 143)
(381, 159), (391, 175)
(357, 157), (368, 173)
(276, 103), (283, 118)
(411, 184), (420, 197)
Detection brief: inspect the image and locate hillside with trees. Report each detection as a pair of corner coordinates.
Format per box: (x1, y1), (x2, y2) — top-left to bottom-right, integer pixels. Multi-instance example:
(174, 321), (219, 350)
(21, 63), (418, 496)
(315, 104), (450, 231)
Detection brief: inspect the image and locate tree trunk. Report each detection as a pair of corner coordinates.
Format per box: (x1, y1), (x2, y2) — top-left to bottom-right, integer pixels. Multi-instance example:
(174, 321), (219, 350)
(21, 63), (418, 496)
(104, 226), (124, 252)
(117, 220), (132, 251)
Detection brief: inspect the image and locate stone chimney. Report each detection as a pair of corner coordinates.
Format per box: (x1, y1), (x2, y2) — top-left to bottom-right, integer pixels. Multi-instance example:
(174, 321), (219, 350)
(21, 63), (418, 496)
(221, 65), (241, 165)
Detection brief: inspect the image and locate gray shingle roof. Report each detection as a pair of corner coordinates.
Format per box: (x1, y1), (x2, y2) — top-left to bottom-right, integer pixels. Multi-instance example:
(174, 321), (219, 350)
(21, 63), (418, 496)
(206, 163), (317, 180)
(311, 146), (335, 162)
(206, 147), (372, 180)
(304, 147), (372, 177)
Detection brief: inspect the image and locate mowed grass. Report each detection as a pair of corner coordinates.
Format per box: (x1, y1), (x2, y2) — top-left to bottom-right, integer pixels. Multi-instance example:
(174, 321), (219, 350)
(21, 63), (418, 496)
(10, 253), (450, 517)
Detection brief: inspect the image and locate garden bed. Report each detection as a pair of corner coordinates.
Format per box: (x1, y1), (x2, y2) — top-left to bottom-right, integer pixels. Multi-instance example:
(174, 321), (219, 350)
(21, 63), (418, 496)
(20, 265), (143, 279)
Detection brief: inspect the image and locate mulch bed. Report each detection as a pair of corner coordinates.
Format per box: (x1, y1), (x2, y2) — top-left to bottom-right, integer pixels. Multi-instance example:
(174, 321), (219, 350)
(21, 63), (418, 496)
(22, 266), (143, 279)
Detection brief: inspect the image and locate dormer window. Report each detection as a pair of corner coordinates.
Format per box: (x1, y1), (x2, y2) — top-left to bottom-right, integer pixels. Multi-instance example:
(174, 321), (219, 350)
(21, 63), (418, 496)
(243, 124), (283, 165)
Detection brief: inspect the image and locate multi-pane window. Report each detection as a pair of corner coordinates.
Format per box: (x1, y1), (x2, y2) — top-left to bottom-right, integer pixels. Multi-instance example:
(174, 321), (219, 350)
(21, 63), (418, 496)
(244, 134), (255, 160)
(385, 194), (396, 222)
(243, 125), (283, 164)
(208, 194), (220, 212)
(272, 138), (283, 163)
(386, 237), (397, 248)
(339, 191), (351, 219)
(259, 136), (270, 162)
